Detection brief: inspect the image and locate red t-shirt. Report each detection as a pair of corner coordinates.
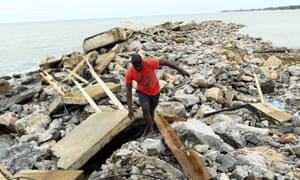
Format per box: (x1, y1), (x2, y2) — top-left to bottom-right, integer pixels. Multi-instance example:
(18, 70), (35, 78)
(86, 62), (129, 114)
(125, 58), (160, 95)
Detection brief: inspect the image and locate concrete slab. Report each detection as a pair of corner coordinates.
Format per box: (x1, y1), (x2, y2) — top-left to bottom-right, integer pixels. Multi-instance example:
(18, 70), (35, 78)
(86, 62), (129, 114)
(51, 109), (138, 169)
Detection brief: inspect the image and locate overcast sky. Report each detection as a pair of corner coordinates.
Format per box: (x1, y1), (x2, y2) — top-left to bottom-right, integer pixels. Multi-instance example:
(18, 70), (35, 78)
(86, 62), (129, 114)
(1, 0), (299, 23)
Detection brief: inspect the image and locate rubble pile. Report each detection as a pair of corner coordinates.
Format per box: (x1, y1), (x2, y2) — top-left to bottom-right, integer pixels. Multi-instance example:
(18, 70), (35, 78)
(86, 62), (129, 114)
(0, 20), (300, 179)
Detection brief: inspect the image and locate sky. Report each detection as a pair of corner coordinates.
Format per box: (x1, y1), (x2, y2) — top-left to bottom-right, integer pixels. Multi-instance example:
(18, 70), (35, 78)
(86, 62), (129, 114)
(0, 0), (300, 23)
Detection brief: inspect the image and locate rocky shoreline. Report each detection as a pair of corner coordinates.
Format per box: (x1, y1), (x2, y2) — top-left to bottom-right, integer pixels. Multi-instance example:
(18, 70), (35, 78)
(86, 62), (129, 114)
(0, 20), (300, 179)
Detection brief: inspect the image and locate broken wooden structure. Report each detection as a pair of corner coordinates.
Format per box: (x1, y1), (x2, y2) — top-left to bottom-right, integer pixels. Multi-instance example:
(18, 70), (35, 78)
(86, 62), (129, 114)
(249, 70), (291, 123)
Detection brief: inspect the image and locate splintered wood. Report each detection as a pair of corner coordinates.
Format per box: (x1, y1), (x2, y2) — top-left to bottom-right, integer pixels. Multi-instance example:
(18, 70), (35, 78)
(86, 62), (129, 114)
(154, 112), (210, 180)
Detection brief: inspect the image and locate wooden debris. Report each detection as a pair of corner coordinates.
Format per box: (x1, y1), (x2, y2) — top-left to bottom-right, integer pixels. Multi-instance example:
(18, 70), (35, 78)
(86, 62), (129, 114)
(249, 70), (292, 123)
(51, 109), (142, 169)
(47, 82), (120, 113)
(72, 79), (101, 113)
(154, 112), (211, 180)
(65, 69), (89, 85)
(40, 71), (67, 96)
(253, 71), (265, 103)
(13, 170), (84, 180)
(0, 163), (12, 180)
(249, 102), (292, 123)
(85, 57), (125, 110)
(94, 51), (116, 73)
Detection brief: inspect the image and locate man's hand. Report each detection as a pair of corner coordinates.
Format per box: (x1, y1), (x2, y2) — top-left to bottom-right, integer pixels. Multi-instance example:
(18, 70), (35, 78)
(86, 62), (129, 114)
(128, 107), (136, 119)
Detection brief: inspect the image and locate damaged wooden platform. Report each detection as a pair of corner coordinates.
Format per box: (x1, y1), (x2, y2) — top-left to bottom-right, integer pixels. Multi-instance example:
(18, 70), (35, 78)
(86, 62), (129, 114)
(48, 82), (121, 113)
(154, 112), (211, 180)
(51, 109), (142, 170)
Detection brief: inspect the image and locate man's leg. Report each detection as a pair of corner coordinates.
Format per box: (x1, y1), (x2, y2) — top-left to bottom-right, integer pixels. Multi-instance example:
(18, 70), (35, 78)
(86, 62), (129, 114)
(137, 91), (155, 137)
(141, 102), (155, 137)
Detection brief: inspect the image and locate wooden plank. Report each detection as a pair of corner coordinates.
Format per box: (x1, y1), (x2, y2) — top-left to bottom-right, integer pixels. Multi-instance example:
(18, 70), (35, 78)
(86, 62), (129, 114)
(154, 112), (210, 180)
(47, 83), (120, 113)
(51, 109), (142, 169)
(85, 57), (125, 110)
(253, 71), (265, 103)
(94, 51), (115, 73)
(250, 102), (292, 123)
(13, 170), (84, 180)
(0, 163), (12, 180)
(40, 71), (67, 96)
(65, 69), (89, 84)
(72, 79), (101, 113)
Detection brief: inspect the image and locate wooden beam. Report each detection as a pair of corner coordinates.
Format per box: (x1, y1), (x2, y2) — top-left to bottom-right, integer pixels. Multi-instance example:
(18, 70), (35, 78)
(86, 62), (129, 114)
(40, 71), (67, 96)
(65, 69), (89, 84)
(47, 83), (120, 114)
(154, 112), (211, 180)
(13, 170), (84, 180)
(253, 70), (265, 103)
(0, 163), (12, 179)
(72, 79), (101, 113)
(94, 51), (115, 73)
(249, 102), (292, 123)
(85, 57), (125, 110)
(51, 109), (142, 169)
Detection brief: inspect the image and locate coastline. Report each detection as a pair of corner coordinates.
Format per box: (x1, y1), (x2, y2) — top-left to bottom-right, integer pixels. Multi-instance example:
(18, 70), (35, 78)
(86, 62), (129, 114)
(0, 20), (300, 179)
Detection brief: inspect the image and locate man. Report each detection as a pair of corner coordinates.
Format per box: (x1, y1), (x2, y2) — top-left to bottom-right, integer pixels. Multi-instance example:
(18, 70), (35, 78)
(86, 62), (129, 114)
(125, 54), (190, 137)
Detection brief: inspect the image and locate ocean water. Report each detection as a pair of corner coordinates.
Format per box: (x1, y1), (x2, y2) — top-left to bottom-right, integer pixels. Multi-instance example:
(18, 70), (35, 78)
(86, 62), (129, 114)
(0, 10), (299, 76)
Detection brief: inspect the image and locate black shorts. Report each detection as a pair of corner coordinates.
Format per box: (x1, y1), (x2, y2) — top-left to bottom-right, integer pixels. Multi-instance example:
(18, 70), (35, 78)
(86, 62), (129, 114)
(136, 90), (160, 113)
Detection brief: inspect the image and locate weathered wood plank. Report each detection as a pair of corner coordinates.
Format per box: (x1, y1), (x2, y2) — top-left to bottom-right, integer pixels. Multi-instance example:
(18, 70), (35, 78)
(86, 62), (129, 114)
(154, 112), (210, 180)
(72, 79), (101, 113)
(85, 57), (124, 110)
(94, 51), (115, 73)
(13, 170), (84, 180)
(47, 82), (120, 113)
(0, 163), (12, 180)
(40, 71), (67, 96)
(51, 109), (141, 169)
(250, 102), (292, 123)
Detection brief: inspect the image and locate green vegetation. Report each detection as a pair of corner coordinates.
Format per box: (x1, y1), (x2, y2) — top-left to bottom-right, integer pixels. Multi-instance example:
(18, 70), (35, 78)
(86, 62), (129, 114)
(222, 5), (300, 12)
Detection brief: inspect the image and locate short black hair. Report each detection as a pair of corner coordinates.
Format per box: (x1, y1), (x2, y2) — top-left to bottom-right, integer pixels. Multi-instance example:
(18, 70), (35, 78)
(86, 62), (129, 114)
(131, 54), (142, 65)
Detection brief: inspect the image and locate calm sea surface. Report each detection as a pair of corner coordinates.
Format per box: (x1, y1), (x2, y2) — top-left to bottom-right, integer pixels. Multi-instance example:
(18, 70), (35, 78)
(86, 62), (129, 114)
(0, 10), (299, 76)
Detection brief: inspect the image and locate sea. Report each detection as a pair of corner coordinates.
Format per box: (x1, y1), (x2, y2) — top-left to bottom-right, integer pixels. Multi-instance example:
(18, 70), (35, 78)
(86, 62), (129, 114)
(0, 10), (299, 77)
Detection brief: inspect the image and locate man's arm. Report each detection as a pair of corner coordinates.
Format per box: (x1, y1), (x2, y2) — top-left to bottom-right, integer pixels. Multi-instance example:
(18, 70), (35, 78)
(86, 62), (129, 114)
(159, 59), (190, 77)
(126, 82), (135, 119)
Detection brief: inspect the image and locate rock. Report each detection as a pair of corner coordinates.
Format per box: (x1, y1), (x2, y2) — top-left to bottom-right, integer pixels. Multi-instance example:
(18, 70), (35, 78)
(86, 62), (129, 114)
(0, 79), (10, 94)
(156, 101), (186, 118)
(15, 112), (51, 134)
(172, 119), (223, 149)
(142, 138), (165, 156)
